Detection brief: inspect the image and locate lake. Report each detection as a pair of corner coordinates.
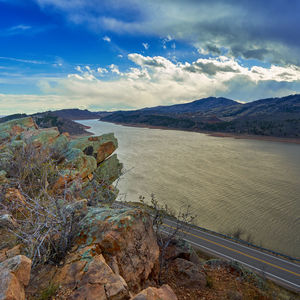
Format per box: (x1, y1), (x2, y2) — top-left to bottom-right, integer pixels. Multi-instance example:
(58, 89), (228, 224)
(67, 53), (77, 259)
(79, 120), (300, 258)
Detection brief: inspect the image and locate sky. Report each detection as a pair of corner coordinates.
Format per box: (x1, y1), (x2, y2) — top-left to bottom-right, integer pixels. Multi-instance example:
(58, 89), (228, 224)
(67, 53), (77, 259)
(1, 0), (300, 114)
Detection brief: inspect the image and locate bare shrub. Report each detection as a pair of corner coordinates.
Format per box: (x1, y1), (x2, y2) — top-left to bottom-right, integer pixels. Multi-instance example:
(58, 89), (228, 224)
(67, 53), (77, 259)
(0, 142), (80, 267)
(139, 193), (196, 283)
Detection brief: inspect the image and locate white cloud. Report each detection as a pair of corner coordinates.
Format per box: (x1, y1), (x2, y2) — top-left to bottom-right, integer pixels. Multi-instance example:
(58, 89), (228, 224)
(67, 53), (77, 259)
(109, 64), (122, 75)
(8, 24), (32, 32)
(2, 54), (300, 114)
(0, 56), (46, 65)
(142, 42), (149, 50)
(75, 65), (82, 72)
(97, 67), (108, 74)
(103, 35), (111, 42)
(40, 54), (300, 108)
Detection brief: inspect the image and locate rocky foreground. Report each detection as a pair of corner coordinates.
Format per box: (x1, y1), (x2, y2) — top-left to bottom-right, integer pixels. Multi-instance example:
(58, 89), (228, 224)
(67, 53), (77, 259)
(0, 117), (297, 299)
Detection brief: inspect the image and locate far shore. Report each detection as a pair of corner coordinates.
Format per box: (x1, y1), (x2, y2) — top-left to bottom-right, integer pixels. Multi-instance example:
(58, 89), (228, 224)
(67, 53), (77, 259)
(100, 120), (300, 145)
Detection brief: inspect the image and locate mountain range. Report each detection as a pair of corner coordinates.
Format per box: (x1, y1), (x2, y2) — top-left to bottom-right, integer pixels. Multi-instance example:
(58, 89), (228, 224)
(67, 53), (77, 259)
(101, 94), (300, 138)
(1, 94), (299, 138)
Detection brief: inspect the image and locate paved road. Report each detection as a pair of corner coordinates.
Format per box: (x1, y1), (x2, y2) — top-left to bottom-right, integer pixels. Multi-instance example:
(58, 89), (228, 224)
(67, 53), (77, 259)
(113, 202), (300, 292)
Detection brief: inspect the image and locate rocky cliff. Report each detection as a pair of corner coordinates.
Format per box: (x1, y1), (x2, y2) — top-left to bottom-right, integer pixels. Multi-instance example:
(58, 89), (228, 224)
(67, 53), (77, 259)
(0, 117), (177, 299)
(0, 117), (296, 300)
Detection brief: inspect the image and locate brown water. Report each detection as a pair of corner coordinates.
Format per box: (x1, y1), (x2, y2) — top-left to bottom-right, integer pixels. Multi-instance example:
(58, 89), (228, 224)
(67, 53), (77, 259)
(80, 120), (300, 257)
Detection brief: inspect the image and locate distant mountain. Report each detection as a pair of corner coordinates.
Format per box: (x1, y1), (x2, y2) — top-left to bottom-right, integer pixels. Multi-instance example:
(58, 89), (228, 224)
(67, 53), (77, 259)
(48, 108), (101, 120)
(101, 94), (300, 138)
(139, 97), (239, 114)
(213, 94), (300, 120)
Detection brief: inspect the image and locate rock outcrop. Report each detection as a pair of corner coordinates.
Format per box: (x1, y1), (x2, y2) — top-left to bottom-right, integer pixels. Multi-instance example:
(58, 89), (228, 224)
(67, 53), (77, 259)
(0, 255), (32, 300)
(51, 207), (160, 297)
(0, 117), (122, 204)
(131, 284), (177, 300)
(0, 117), (179, 299)
(54, 246), (129, 300)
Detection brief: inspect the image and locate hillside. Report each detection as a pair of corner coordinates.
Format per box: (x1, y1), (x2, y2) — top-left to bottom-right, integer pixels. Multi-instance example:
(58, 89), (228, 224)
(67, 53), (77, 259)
(0, 117), (297, 300)
(101, 95), (300, 138)
(139, 97), (239, 114)
(0, 111), (92, 136)
(32, 112), (92, 135)
(213, 94), (300, 120)
(47, 108), (101, 120)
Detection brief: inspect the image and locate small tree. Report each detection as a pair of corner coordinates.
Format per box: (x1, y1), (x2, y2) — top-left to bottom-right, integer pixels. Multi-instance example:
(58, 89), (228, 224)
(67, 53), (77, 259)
(139, 194), (196, 283)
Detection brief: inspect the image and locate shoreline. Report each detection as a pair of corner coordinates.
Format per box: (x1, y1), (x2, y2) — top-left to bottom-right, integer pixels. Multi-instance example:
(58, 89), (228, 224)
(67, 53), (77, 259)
(102, 121), (300, 144)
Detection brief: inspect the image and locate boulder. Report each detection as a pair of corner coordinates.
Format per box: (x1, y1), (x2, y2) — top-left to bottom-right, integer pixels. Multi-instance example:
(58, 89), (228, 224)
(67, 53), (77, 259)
(0, 117), (37, 143)
(68, 134), (118, 164)
(0, 255), (32, 300)
(94, 154), (123, 185)
(54, 244), (129, 300)
(63, 147), (97, 179)
(0, 269), (25, 300)
(170, 258), (206, 289)
(164, 239), (202, 265)
(20, 127), (60, 148)
(131, 285), (177, 300)
(0, 255), (32, 286)
(76, 207), (159, 292)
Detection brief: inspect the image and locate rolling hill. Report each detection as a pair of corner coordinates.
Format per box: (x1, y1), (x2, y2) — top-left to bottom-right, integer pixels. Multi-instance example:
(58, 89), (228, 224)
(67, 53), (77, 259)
(101, 95), (300, 138)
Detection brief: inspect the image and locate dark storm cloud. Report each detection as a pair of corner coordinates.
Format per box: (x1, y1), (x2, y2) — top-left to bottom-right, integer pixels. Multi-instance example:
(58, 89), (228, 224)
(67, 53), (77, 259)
(184, 61), (240, 76)
(34, 0), (300, 65)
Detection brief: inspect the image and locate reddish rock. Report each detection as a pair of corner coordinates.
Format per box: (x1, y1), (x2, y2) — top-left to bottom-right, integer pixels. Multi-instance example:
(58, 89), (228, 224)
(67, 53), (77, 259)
(52, 173), (76, 191)
(0, 117), (37, 143)
(96, 141), (116, 164)
(69, 134), (118, 164)
(0, 255), (32, 300)
(131, 285), (177, 300)
(78, 208), (160, 292)
(0, 255), (32, 287)
(0, 269), (25, 300)
(20, 127), (61, 148)
(170, 258), (206, 289)
(53, 245), (129, 300)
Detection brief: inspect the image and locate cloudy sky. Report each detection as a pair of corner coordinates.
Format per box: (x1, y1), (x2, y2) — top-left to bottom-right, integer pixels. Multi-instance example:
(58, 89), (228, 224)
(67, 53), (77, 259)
(1, 0), (300, 114)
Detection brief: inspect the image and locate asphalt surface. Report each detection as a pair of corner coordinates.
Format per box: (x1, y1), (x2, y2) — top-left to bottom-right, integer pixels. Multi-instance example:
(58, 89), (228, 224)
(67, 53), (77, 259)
(113, 202), (300, 292)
